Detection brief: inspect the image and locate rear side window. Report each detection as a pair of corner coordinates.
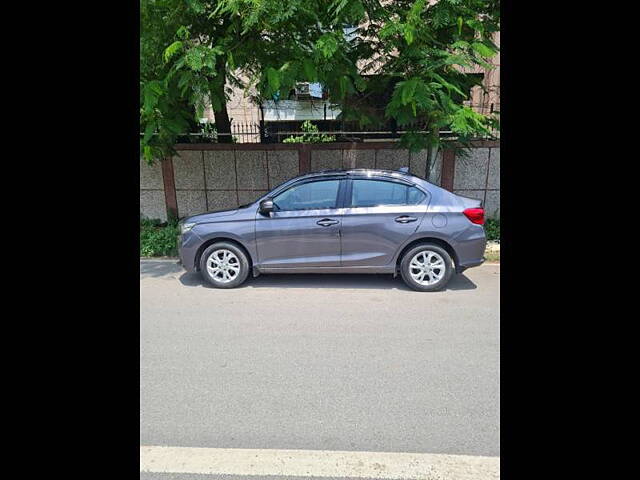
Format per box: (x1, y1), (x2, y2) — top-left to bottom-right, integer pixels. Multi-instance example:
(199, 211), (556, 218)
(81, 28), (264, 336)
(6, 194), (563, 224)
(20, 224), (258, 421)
(350, 179), (426, 207)
(273, 179), (340, 211)
(407, 186), (426, 204)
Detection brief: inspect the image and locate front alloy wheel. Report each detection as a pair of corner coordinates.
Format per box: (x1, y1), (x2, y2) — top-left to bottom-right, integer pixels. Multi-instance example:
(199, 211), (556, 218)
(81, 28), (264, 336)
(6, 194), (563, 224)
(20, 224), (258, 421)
(206, 249), (240, 284)
(199, 242), (250, 288)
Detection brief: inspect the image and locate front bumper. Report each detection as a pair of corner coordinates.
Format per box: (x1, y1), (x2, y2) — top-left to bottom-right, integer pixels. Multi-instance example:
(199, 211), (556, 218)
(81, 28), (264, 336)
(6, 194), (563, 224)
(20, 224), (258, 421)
(177, 230), (202, 272)
(176, 235), (183, 266)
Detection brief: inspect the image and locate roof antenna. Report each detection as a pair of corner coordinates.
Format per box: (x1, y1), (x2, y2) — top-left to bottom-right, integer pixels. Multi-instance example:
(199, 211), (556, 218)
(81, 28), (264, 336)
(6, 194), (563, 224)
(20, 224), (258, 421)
(398, 166), (409, 173)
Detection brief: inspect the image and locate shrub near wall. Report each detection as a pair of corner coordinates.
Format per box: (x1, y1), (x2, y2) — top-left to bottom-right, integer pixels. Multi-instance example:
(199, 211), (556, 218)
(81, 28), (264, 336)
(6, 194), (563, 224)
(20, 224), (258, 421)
(140, 218), (179, 257)
(484, 218), (500, 242)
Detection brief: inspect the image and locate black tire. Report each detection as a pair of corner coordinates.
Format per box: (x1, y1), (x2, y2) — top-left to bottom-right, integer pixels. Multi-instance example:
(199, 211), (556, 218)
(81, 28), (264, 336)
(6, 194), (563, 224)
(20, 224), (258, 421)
(199, 242), (250, 289)
(399, 243), (454, 292)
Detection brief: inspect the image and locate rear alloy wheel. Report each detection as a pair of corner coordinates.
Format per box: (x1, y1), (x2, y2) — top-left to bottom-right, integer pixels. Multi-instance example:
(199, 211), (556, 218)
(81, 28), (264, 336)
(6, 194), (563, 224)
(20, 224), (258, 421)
(400, 243), (454, 292)
(199, 242), (250, 289)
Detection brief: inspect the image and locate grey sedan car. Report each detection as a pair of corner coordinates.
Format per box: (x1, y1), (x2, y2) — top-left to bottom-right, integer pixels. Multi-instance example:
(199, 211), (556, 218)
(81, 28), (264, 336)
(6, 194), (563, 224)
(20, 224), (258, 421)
(178, 168), (486, 291)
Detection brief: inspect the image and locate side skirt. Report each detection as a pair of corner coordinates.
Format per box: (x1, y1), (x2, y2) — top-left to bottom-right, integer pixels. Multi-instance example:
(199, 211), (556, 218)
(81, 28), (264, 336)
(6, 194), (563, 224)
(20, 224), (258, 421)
(255, 265), (396, 275)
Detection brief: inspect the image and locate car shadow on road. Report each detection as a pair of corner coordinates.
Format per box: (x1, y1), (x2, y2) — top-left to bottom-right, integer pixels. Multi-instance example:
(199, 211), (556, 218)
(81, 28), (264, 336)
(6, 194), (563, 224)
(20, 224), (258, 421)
(140, 260), (184, 279)
(177, 270), (477, 291)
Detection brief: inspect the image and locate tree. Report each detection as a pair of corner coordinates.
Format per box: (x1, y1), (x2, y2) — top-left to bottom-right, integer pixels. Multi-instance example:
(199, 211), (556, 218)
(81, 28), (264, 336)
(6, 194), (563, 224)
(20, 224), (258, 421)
(140, 0), (344, 161)
(323, 0), (500, 178)
(141, 0), (500, 177)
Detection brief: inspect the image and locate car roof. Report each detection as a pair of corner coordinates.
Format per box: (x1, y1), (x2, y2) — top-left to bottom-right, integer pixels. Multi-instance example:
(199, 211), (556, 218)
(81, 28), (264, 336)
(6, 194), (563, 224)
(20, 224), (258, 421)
(299, 168), (418, 182)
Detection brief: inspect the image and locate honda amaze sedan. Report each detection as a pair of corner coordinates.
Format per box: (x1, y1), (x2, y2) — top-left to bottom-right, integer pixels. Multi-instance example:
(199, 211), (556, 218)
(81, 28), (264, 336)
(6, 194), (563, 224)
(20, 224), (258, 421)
(178, 168), (486, 291)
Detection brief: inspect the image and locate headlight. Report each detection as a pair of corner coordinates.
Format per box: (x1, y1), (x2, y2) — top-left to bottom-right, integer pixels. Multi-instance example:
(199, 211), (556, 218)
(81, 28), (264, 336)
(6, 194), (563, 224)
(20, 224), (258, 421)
(180, 222), (196, 234)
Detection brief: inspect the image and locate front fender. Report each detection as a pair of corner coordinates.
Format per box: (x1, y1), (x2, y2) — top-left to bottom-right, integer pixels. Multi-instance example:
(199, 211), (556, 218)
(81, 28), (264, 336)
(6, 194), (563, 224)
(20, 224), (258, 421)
(191, 220), (257, 268)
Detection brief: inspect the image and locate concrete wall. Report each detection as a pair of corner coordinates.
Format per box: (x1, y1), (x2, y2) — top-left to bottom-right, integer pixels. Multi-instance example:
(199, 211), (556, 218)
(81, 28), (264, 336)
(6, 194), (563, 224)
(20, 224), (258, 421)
(452, 146), (500, 219)
(140, 157), (166, 221)
(171, 149), (300, 217)
(140, 143), (499, 221)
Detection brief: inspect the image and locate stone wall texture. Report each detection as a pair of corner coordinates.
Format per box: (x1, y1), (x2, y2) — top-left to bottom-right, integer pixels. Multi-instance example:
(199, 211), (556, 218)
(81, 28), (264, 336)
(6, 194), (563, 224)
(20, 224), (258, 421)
(140, 144), (500, 221)
(140, 157), (166, 221)
(452, 146), (500, 219)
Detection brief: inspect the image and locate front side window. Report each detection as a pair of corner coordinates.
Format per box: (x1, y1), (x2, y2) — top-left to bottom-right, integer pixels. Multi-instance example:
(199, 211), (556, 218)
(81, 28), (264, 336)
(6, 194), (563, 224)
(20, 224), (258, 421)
(350, 179), (426, 207)
(272, 179), (341, 211)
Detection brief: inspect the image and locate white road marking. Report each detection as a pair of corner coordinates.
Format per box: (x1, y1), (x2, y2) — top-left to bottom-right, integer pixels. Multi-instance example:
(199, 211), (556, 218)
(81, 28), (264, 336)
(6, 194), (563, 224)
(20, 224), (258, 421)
(140, 446), (499, 479)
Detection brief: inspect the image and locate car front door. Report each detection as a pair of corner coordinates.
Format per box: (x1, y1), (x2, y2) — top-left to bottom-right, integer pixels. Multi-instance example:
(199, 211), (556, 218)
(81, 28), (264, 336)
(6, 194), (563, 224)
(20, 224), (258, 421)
(255, 177), (345, 269)
(340, 177), (429, 267)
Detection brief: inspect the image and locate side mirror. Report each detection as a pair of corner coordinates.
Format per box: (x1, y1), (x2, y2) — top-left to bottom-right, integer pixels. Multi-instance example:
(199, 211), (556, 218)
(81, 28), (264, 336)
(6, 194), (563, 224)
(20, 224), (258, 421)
(259, 198), (274, 216)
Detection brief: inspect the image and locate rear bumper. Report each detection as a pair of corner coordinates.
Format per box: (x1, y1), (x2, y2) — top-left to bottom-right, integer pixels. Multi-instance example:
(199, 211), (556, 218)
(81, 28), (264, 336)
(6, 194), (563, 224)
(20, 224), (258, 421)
(453, 226), (487, 273)
(456, 257), (485, 273)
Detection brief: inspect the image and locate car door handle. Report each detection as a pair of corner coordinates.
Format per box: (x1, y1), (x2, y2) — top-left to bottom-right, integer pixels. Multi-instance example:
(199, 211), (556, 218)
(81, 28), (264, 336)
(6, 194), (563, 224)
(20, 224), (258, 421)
(395, 215), (418, 223)
(317, 218), (339, 227)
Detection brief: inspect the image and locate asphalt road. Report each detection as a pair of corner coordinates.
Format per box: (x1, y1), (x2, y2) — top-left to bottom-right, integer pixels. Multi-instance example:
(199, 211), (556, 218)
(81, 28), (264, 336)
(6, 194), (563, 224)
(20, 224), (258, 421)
(140, 260), (500, 463)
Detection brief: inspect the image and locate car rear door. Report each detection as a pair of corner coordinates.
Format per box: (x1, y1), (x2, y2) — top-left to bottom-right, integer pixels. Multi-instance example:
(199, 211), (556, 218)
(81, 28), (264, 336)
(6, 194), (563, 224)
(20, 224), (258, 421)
(255, 177), (346, 269)
(339, 177), (429, 267)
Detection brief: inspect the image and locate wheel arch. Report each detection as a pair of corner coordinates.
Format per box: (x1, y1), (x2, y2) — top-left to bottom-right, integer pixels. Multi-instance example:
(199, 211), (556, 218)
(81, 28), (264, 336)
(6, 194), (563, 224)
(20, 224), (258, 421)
(194, 237), (254, 272)
(394, 237), (460, 275)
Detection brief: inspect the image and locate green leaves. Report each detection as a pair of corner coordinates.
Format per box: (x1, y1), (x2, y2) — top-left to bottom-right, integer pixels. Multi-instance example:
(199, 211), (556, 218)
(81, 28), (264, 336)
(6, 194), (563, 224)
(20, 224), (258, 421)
(400, 79), (419, 105)
(184, 48), (204, 71)
(404, 24), (415, 45)
(177, 71), (192, 95)
(402, 0), (427, 44)
(140, 218), (180, 257)
(302, 58), (317, 82)
(142, 80), (164, 113)
(143, 121), (157, 144)
(163, 41), (183, 63)
(143, 145), (154, 162)
(430, 72), (466, 98)
(140, 0), (500, 160)
(176, 26), (190, 40)
(373, 0), (499, 150)
(283, 120), (336, 143)
(408, 0), (427, 20)
(329, 0), (365, 25)
(353, 74), (366, 92)
(379, 21), (403, 40)
(449, 106), (493, 138)
(183, 45), (221, 73)
(266, 67), (280, 92)
(338, 75), (354, 98)
(329, 0), (350, 16)
(316, 33), (339, 59)
(471, 42), (497, 58)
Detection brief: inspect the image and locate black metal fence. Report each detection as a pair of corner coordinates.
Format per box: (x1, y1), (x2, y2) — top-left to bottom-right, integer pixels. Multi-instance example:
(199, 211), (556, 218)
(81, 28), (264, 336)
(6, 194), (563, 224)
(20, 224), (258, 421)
(171, 119), (498, 144)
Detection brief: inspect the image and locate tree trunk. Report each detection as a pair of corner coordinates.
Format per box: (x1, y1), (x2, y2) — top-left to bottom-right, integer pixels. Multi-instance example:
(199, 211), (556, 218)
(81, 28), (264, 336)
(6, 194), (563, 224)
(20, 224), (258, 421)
(213, 105), (232, 143)
(425, 127), (439, 183)
(210, 56), (232, 143)
(425, 143), (433, 181)
(427, 144), (439, 184)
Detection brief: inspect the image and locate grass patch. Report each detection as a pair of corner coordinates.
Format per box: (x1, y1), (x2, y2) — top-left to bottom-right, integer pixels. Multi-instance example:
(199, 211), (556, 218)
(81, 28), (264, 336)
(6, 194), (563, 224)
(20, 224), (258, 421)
(484, 249), (500, 262)
(140, 217), (179, 257)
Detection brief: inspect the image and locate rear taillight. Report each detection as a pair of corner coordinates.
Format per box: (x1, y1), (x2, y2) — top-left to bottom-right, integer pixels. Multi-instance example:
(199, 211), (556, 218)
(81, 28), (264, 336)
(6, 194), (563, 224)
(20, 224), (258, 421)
(463, 208), (485, 225)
